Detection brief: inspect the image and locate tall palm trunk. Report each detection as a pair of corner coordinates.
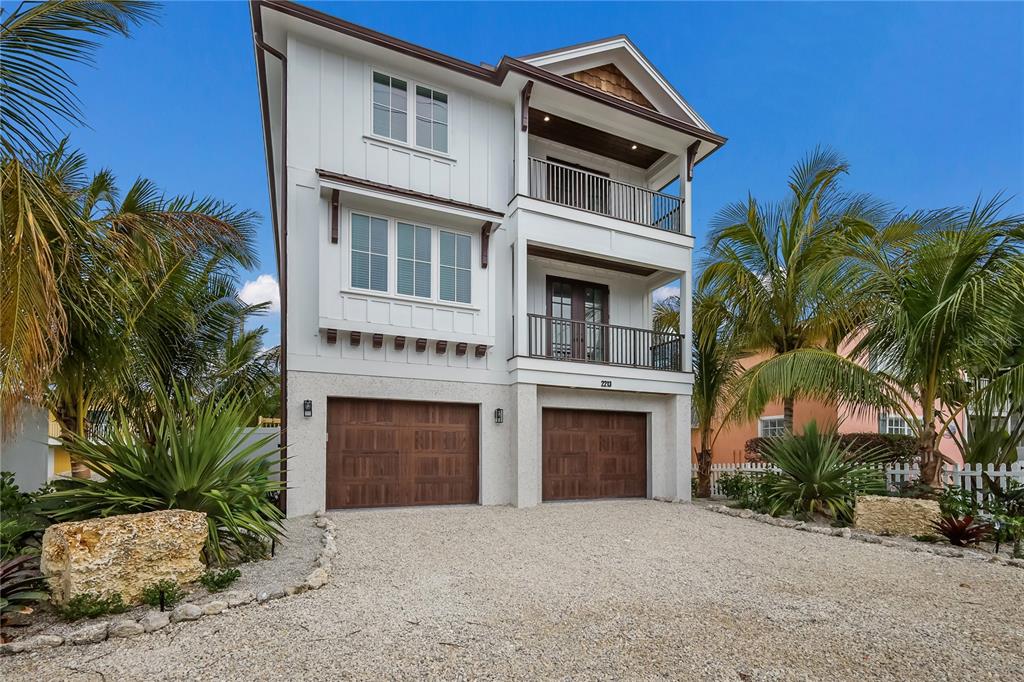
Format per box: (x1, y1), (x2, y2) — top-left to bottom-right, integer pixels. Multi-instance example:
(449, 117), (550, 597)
(61, 379), (92, 479)
(783, 394), (795, 432)
(695, 449), (713, 498)
(917, 423), (942, 488)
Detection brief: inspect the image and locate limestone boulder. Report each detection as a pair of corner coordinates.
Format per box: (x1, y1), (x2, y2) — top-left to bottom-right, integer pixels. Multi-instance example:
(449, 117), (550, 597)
(854, 495), (941, 537)
(41, 509), (206, 606)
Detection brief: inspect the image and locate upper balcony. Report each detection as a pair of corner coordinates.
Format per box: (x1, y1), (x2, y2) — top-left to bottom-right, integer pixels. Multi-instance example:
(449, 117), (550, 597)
(527, 156), (681, 233)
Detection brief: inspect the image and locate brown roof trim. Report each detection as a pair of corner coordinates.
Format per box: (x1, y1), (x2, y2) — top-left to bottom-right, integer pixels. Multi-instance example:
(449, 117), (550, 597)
(497, 58), (725, 146)
(253, 0), (494, 82)
(252, 0), (726, 150)
(316, 169), (505, 218)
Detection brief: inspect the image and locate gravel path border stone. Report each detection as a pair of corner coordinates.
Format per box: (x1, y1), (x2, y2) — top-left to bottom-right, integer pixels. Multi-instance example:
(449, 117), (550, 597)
(0, 513), (339, 657)
(702, 503), (1024, 569)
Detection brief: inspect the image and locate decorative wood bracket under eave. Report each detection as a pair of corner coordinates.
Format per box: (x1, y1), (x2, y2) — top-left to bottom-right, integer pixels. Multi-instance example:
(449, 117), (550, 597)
(686, 141), (701, 182)
(520, 80), (534, 132)
(481, 222), (494, 268)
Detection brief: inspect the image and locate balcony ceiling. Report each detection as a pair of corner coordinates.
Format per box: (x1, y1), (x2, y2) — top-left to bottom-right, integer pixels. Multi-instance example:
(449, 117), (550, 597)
(529, 108), (666, 169)
(527, 245), (657, 277)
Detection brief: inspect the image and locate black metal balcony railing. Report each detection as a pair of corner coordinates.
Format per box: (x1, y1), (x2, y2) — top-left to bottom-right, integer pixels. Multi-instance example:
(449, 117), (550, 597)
(527, 314), (684, 372)
(527, 157), (682, 233)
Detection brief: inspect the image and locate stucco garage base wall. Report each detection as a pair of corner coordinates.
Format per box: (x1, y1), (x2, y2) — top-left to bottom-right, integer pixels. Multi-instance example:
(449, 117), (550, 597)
(286, 370), (514, 516)
(513, 386), (692, 507)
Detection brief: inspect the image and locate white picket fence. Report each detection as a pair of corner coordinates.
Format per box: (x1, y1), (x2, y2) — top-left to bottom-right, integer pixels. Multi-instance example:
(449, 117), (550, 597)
(709, 460), (1024, 503)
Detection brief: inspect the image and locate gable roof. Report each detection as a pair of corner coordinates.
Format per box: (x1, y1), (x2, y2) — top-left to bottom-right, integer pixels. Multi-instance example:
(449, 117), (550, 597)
(518, 35), (714, 132)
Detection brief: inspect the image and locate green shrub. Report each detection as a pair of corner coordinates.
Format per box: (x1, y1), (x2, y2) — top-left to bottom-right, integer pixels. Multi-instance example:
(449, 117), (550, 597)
(58, 592), (128, 621)
(0, 555), (48, 618)
(746, 432), (916, 464)
(199, 567), (241, 592)
(939, 486), (978, 518)
(0, 472), (52, 561)
(716, 471), (779, 514)
(759, 421), (888, 521)
(42, 385), (286, 566)
(912, 534), (941, 543)
(141, 580), (187, 609)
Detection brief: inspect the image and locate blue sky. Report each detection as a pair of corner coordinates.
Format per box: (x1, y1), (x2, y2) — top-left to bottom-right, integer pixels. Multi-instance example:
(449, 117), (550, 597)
(57, 1), (1024, 345)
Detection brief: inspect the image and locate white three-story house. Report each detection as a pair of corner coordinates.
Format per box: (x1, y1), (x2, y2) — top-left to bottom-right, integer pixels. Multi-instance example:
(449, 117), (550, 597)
(251, 0), (726, 515)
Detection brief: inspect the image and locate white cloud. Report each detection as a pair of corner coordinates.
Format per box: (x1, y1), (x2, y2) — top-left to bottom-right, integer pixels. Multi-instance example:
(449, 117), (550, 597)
(653, 283), (680, 303)
(239, 274), (280, 312)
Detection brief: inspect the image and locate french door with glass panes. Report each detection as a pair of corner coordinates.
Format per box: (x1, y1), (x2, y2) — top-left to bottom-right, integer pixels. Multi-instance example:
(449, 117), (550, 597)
(546, 276), (609, 363)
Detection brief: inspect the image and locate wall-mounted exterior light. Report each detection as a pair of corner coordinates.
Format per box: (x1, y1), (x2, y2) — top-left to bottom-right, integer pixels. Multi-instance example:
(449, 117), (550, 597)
(494, 408), (504, 424)
(303, 400), (313, 418)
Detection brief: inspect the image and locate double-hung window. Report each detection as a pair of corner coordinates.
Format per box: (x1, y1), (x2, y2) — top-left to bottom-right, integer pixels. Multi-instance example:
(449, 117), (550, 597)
(397, 222), (432, 298)
(372, 72), (407, 142)
(879, 412), (914, 436)
(439, 231), (471, 304)
(351, 213), (388, 292)
(759, 417), (786, 437)
(415, 85), (448, 153)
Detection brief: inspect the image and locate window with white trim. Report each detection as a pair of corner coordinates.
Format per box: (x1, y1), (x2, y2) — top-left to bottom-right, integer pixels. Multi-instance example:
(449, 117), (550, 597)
(879, 412), (914, 436)
(759, 417), (786, 437)
(439, 230), (471, 304)
(415, 85), (448, 153)
(350, 213), (388, 292)
(397, 222), (431, 298)
(372, 72), (407, 142)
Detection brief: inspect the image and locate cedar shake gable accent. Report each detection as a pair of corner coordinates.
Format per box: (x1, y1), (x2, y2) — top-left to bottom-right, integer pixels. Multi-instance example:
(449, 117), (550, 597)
(567, 64), (654, 110)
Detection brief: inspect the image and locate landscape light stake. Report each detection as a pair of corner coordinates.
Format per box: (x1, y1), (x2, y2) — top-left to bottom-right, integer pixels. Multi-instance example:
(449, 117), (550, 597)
(993, 519), (1001, 555)
(159, 589), (165, 612)
(271, 538), (276, 557)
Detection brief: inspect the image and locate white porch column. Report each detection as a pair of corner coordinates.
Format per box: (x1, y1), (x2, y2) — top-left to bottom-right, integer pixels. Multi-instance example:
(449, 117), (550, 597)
(512, 382), (540, 507)
(679, 153), (693, 236)
(514, 84), (531, 197)
(513, 235), (529, 357)
(680, 269), (693, 371)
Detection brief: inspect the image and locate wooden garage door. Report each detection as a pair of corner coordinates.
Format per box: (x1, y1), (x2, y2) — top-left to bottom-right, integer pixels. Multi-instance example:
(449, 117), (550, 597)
(542, 409), (647, 501)
(326, 399), (479, 509)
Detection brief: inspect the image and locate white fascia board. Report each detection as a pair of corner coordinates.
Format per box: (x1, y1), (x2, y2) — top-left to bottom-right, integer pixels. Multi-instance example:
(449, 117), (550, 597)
(508, 356), (693, 395)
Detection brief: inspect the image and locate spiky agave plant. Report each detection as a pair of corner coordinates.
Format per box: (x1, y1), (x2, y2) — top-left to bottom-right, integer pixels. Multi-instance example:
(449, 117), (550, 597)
(42, 384), (285, 565)
(760, 421), (888, 520)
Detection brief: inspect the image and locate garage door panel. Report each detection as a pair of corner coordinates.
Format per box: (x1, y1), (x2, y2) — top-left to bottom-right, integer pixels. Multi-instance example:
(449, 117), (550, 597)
(543, 408), (646, 501)
(327, 399), (479, 509)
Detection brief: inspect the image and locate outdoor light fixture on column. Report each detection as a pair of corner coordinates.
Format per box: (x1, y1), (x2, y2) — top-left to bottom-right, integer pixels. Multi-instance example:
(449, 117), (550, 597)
(303, 400), (313, 418)
(494, 408), (504, 424)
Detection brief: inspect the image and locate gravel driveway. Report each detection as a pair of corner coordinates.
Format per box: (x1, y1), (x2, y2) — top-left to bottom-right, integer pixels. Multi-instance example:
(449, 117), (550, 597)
(2, 500), (1021, 681)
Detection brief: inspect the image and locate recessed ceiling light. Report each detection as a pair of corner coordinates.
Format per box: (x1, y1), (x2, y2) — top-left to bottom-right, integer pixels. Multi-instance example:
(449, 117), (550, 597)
(631, 144), (638, 150)
(543, 115), (550, 122)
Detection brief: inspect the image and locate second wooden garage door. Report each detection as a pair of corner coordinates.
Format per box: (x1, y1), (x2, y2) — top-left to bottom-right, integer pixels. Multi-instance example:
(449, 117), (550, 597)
(542, 408), (647, 501)
(326, 399), (479, 509)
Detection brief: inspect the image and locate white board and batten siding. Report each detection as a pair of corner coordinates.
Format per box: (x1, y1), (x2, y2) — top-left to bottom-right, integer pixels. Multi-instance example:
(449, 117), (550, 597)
(285, 35), (513, 374)
(287, 36), (513, 214)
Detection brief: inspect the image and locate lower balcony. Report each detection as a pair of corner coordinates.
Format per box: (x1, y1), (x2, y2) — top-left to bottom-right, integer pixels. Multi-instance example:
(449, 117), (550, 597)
(527, 314), (684, 372)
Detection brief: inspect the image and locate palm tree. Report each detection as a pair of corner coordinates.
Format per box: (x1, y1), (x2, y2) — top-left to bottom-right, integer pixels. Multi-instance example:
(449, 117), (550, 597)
(1, 0), (158, 432)
(39, 162), (258, 475)
(844, 198), (1024, 486)
(734, 198), (1024, 488)
(699, 147), (886, 431)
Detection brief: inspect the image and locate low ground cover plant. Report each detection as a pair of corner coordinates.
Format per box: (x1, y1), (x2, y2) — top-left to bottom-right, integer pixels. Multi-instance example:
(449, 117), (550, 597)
(932, 515), (992, 547)
(141, 580), (187, 609)
(200, 567), (241, 592)
(58, 592), (128, 621)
